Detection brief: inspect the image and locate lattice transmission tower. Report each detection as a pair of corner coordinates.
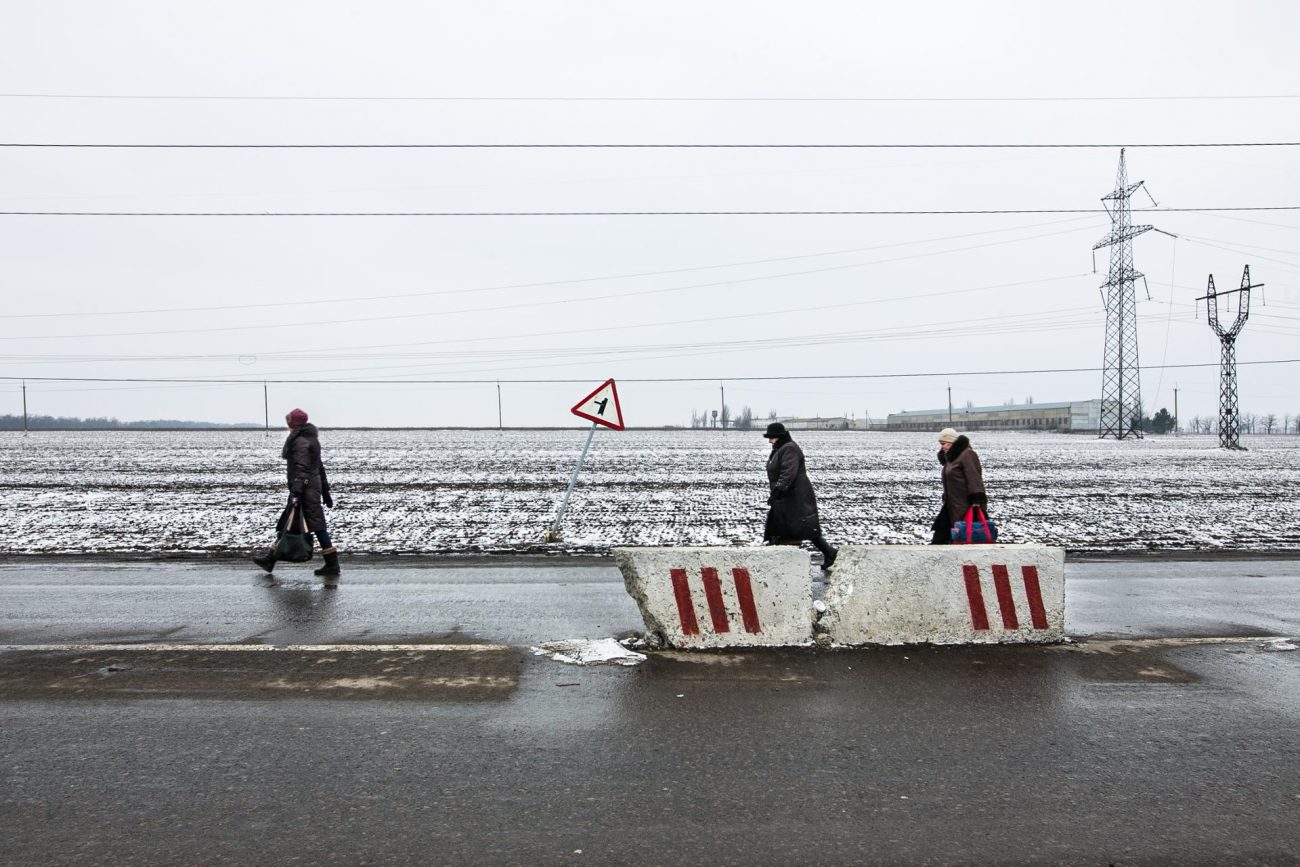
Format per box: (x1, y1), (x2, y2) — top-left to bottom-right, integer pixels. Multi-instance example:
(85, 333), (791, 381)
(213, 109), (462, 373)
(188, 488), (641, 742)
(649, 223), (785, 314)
(1197, 265), (1262, 451)
(1092, 149), (1161, 439)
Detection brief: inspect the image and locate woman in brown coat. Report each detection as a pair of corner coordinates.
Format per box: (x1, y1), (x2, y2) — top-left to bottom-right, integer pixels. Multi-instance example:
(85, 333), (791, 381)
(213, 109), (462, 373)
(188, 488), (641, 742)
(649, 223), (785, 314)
(931, 427), (988, 545)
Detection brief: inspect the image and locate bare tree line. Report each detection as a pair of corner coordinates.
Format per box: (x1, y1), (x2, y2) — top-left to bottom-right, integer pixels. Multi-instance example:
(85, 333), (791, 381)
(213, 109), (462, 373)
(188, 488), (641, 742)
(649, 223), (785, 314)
(1182, 412), (1300, 435)
(690, 406), (771, 430)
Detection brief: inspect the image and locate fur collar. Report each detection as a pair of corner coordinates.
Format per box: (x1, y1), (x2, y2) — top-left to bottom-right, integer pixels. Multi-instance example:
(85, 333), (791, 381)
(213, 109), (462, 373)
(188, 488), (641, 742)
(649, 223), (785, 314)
(941, 435), (971, 463)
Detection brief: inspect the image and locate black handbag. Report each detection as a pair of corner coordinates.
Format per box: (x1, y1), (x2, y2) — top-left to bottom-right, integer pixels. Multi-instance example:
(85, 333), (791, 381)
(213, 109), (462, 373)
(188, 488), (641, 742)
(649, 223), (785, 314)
(273, 501), (314, 562)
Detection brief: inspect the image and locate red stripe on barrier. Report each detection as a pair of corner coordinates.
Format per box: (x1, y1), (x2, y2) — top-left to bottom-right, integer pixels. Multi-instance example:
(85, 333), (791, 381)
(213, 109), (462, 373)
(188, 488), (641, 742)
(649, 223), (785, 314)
(700, 567), (731, 633)
(962, 564), (990, 631)
(1021, 565), (1050, 630)
(732, 568), (763, 634)
(990, 564), (1020, 630)
(669, 568), (700, 636)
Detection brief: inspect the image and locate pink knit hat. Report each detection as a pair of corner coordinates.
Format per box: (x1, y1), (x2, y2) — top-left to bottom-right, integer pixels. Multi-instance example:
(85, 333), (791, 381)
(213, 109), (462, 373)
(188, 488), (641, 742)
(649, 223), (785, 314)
(285, 408), (309, 428)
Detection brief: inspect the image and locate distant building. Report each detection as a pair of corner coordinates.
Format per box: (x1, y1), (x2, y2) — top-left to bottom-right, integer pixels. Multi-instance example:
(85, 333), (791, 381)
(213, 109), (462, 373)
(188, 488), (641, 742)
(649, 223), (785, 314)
(779, 416), (852, 431)
(886, 400), (1103, 433)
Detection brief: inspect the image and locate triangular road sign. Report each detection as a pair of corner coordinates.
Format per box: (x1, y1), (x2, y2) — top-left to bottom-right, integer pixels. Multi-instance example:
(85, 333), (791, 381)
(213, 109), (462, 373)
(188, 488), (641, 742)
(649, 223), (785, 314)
(570, 378), (625, 430)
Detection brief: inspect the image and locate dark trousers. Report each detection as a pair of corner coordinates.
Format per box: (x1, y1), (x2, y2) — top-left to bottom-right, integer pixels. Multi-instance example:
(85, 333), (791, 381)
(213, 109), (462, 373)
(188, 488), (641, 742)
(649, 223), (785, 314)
(931, 509), (953, 545)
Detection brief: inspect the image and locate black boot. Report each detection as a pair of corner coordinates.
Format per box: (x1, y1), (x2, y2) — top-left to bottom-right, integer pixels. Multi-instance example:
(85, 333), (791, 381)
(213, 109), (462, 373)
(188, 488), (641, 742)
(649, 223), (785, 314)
(252, 548), (277, 573)
(314, 547), (341, 584)
(810, 534), (837, 571)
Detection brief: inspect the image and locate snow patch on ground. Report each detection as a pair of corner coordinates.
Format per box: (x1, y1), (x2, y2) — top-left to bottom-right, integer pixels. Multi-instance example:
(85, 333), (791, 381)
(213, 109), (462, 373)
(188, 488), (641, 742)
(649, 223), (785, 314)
(2, 429), (1298, 554)
(531, 638), (647, 666)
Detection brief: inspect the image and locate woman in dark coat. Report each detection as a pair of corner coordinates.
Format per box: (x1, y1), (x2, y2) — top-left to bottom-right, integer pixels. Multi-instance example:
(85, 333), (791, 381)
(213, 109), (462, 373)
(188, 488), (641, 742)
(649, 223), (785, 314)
(763, 422), (838, 570)
(252, 408), (340, 582)
(931, 427), (988, 545)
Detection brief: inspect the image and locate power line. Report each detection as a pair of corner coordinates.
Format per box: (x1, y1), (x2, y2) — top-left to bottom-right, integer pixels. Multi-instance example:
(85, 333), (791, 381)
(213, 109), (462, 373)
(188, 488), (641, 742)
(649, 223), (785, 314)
(0, 215), (1102, 320)
(1181, 237), (1300, 275)
(0, 274), (1097, 371)
(3, 207), (1299, 218)
(4, 141), (1300, 149)
(3, 358), (1297, 385)
(4, 93), (1300, 103)
(1188, 211), (1300, 232)
(0, 227), (1098, 338)
(0, 304), (1111, 383)
(210, 310), (1110, 382)
(6, 274), (1090, 360)
(42, 306), (1104, 382)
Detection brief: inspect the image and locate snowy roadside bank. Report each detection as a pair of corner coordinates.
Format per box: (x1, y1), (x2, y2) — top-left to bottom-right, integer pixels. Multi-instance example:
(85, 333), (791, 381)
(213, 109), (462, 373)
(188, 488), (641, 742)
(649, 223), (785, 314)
(4, 429), (1299, 555)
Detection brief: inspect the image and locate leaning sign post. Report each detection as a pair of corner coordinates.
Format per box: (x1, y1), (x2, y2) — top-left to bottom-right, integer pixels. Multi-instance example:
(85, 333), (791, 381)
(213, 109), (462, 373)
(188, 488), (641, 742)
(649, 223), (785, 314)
(544, 378), (625, 542)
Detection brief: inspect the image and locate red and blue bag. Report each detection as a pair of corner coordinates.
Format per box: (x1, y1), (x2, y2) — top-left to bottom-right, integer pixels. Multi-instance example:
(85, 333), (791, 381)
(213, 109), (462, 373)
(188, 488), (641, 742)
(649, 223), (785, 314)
(951, 505), (998, 544)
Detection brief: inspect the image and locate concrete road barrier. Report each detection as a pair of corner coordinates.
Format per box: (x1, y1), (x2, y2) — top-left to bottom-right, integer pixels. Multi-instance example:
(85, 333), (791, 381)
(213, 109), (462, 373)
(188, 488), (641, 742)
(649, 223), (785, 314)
(821, 545), (1065, 646)
(613, 547), (814, 648)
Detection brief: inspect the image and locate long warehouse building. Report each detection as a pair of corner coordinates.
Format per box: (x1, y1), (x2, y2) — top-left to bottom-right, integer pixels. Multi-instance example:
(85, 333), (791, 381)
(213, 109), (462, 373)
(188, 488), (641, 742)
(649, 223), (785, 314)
(886, 400), (1103, 433)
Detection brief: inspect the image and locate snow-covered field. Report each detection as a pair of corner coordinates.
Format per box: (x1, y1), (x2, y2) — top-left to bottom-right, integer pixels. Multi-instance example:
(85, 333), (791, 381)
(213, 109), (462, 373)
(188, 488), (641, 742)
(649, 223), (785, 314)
(1, 429), (1298, 555)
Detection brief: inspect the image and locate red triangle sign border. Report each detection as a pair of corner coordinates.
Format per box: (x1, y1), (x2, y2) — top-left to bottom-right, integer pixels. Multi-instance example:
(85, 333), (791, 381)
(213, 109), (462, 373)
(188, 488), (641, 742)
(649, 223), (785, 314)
(570, 378), (625, 430)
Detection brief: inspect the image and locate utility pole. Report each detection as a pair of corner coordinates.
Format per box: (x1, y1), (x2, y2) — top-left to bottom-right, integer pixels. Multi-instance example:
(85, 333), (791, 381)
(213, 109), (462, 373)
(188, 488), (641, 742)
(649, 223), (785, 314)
(263, 382), (269, 437)
(720, 383), (726, 430)
(947, 385), (953, 425)
(22, 380), (28, 436)
(497, 381), (503, 430)
(1173, 386), (1179, 436)
(1092, 149), (1171, 440)
(1198, 265), (1261, 451)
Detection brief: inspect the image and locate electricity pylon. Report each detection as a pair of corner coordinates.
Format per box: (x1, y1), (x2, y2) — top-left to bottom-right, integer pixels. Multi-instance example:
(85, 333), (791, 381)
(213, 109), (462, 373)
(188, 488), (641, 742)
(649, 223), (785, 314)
(1092, 149), (1161, 439)
(1197, 265), (1262, 451)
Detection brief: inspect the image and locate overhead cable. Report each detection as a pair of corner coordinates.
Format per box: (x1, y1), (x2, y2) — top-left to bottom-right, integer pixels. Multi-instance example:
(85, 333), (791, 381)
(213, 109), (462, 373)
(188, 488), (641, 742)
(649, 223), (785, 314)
(0, 228), (1098, 337)
(3, 358), (1297, 386)
(0, 216), (1103, 320)
(2, 207), (1298, 217)
(3, 141), (1300, 149)
(3, 93), (1299, 103)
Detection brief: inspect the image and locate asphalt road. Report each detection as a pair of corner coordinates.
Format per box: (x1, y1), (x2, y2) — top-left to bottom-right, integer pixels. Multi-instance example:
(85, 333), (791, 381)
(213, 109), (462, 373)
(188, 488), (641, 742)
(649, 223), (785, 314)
(2, 555), (1299, 866)
(1, 555), (1298, 646)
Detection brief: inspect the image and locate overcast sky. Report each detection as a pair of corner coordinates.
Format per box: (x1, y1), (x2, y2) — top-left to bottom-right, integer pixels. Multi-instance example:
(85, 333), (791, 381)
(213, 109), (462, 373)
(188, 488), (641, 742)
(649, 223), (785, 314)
(2, 1), (1298, 428)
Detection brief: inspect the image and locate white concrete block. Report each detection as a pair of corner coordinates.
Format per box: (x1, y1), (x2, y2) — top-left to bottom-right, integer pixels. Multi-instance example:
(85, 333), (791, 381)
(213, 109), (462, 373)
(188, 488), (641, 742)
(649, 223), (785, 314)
(613, 547), (814, 648)
(822, 545), (1065, 646)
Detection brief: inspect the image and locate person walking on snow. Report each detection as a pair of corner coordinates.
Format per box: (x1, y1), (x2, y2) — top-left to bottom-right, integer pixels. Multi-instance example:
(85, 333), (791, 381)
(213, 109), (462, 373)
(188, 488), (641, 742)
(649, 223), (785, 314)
(930, 427), (989, 545)
(762, 422), (838, 570)
(252, 408), (341, 583)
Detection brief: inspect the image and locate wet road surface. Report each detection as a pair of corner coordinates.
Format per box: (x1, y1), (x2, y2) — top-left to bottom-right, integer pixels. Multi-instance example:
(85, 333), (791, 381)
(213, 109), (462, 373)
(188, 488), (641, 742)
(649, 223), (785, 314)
(2, 556), (1298, 865)
(1, 555), (1298, 646)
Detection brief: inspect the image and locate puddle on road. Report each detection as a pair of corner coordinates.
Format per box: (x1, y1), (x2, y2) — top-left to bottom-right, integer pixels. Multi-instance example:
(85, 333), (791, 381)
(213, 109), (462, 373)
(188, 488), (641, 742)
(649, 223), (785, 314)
(1049, 636), (1300, 684)
(0, 646), (523, 701)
